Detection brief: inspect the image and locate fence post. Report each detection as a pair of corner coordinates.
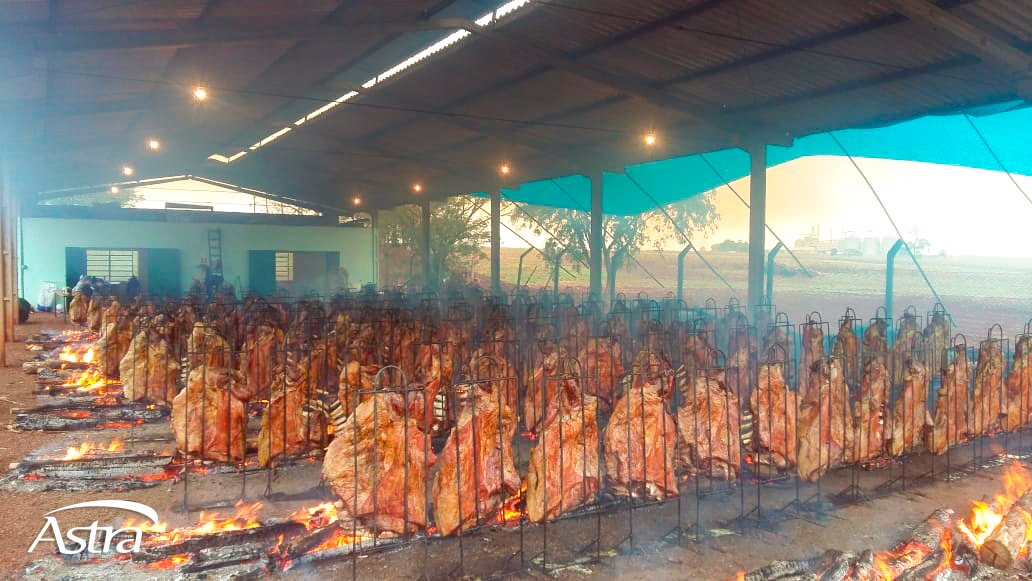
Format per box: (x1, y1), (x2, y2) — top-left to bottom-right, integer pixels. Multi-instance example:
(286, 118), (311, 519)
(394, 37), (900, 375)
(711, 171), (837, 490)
(886, 238), (904, 323)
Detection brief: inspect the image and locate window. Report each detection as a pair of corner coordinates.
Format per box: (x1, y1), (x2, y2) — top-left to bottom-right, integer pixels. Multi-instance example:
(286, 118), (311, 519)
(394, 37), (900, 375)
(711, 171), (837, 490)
(275, 252), (294, 282)
(86, 249), (138, 282)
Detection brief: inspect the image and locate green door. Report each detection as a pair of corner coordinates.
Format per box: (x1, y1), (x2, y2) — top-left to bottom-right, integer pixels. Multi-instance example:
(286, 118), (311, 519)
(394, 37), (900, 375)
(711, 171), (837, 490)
(146, 249), (181, 297)
(248, 250), (276, 296)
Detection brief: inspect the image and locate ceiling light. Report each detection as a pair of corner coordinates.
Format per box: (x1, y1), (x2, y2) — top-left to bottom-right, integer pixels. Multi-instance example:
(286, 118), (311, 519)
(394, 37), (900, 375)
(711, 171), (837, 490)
(413, 183), (422, 193)
(193, 86), (208, 101)
(147, 138), (160, 151)
(500, 163), (511, 175)
(352, 195), (362, 206)
(644, 133), (657, 146)
(121, 165), (134, 176)
(110, 186), (120, 194)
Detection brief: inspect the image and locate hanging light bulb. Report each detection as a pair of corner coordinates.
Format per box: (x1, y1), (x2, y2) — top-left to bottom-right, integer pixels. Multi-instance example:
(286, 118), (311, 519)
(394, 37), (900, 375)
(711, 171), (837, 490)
(110, 186), (120, 194)
(643, 133), (657, 146)
(413, 183), (423, 193)
(193, 86), (208, 101)
(352, 195), (362, 206)
(147, 138), (161, 151)
(121, 165), (134, 176)
(500, 163), (511, 175)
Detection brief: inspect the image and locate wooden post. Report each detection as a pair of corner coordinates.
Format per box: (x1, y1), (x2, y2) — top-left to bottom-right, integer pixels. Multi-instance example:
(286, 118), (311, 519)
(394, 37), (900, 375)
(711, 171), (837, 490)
(490, 189), (501, 295)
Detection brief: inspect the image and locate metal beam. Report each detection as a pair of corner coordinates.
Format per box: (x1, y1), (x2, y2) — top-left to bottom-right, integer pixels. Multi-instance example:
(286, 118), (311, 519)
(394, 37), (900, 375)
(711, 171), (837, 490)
(747, 143), (767, 310)
(589, 173), (603, 301)
(0, 19), (476, 54)
(467, 21), (752, 140)
(887, 0), (1032, 78)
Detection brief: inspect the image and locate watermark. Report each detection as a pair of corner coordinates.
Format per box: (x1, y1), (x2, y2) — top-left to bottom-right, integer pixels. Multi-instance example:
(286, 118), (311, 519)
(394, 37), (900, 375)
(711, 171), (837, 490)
(28, 500), (159, 555)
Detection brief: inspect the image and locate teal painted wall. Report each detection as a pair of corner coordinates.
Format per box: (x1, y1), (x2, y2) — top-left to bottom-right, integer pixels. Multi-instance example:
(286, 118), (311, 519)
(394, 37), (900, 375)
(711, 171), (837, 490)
(20, 217), (374, 298)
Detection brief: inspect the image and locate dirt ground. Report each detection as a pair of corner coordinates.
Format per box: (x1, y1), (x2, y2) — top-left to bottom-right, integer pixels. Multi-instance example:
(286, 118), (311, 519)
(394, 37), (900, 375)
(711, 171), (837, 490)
(1, 313), (1028, 580)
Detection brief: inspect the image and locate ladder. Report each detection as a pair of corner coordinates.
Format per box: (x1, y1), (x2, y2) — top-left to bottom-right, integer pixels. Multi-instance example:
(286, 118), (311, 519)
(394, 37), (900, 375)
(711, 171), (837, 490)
(207, 229), (223, 274)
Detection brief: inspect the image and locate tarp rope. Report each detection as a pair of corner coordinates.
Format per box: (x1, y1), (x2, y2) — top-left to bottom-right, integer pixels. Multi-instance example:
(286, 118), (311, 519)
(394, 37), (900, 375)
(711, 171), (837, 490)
(963, 113), (1032, 208)
(622, 169), (737, 296)
(697, 152), (811, 277)
(828, 132), (948, 314)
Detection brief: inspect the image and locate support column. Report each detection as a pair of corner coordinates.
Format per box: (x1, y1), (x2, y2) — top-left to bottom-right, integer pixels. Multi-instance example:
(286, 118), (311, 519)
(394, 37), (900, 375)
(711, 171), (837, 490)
(0, 159), (7, 365)
(370, 210), (379, 289)
(421, 201), (432, 291)
(747, 143), (767, 311)
(490, 190), (501, 295)
(589, 173), (603, 301)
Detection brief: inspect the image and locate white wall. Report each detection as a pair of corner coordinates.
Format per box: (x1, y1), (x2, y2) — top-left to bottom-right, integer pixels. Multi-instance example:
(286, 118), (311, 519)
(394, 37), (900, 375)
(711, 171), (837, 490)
(20, 216), (374, 298)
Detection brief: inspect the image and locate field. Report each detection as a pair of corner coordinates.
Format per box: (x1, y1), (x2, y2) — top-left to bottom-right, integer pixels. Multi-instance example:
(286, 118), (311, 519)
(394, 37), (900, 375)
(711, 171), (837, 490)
(464, 247), (1031, 339)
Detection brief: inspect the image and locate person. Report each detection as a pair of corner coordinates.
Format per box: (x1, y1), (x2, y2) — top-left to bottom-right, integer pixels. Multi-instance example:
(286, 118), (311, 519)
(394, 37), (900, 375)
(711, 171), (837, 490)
(204, 260), (224, 301)
(125, 275), (141, 299)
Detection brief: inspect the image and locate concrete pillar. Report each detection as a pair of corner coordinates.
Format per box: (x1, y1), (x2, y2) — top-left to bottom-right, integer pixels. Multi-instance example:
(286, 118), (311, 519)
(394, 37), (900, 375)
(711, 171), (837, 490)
(490, 190), (501, 294)
(747, 143), (767, 311)
(0, 159), (7, 365)
(589, 173), (603, 301)
(370, 210), (379, 289)
(421, 201), (432, 290)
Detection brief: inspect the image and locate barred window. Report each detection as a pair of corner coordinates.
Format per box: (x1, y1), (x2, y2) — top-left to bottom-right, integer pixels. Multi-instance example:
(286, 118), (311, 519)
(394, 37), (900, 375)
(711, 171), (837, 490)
(85, 249), (138, 282)
(275, 251), (294, 282)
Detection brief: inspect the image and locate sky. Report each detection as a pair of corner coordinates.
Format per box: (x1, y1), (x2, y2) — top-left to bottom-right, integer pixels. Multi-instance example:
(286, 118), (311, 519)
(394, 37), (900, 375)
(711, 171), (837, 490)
(494, 156), (1032, 258)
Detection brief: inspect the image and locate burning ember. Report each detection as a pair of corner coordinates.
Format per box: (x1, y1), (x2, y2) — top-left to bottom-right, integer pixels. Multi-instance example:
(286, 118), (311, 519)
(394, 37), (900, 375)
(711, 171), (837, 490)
(957, 462), (1031, 549)
(124, 500), (263, 542)
(59, 439), (124, 461)
(148, 554), (189, 569)
(496, 484), (527, 524)
(58, 346), (95, 364)
(288, 502), (339, 531)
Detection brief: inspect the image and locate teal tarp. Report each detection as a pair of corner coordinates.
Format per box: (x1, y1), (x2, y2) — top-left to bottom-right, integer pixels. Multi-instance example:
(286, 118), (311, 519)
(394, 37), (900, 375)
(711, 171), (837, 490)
(494, 101), (1032, 215)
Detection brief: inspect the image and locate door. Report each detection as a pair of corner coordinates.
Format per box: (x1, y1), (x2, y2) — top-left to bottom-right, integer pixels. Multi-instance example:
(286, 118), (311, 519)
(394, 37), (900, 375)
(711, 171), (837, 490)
(145, 249), (181, 297)
(248, 250), (276, 296)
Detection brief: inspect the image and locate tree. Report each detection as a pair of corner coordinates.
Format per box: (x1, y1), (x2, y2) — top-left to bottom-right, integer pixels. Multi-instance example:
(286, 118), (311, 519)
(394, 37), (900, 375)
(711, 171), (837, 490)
(510, 192), (718, 301)
(380, 196), (490, 287)
(908, 226), (931, 256)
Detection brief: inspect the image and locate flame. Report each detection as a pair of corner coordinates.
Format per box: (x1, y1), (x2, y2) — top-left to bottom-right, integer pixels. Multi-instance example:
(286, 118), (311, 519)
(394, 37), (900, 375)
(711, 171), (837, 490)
(957, 463), (1032, 549)
(870, 540), (934, 580)
(124, 500), (263, 542)
(496, 484), (527, 524)
(288, 502), (339, 531)
(97, 421), (141, 429)
(59, 439), (123, 461)
(62, 410), (92, 418)
(57, 346), (95, 364)
(147, 554), (189, 569)
(308, 528), (368, 552)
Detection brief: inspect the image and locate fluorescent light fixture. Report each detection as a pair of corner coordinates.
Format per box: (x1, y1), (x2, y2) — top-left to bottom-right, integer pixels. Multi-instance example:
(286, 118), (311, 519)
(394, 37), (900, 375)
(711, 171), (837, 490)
(207, 0), (535, 163)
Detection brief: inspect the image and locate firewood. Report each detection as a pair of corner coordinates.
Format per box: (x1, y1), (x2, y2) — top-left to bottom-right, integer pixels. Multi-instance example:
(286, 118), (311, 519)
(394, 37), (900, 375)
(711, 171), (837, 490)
(980, 490), (1032, 569)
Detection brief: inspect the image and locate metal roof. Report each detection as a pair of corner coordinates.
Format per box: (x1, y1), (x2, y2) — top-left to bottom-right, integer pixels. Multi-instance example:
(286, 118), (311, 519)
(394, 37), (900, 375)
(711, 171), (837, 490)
(2, 0), (1029, 211)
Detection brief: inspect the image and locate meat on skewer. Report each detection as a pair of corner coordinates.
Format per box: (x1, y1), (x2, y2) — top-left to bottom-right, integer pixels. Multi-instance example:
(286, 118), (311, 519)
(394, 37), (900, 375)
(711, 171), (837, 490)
(171, 366), (247, 462)
(853, 357), (888, 464)
(797, 359), (854, 481)
(322, 392), (437, 534)
(604, 379), (678, 500)
(1005, 336), (1032, 432)
(749, 363), (797, 470)
(432, 387), (520, 536)
(525, 377), (601, 522)
(927, 345), (972, 455)
(888, 360), (932, 457)
(677, 373), (741, 480)
(971, 338), (1005, 436)
(799, 321), (824, 397)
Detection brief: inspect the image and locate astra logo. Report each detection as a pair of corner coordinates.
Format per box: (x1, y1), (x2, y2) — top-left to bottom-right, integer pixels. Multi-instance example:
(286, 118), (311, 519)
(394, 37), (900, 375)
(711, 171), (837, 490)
(28, 500), (159, 555)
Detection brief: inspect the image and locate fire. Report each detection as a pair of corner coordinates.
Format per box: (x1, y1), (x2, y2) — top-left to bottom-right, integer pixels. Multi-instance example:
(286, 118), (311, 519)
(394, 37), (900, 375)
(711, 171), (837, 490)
(308, 528), (368, 552)
(496, 484), (526, 524)
(62, 410), (92, 418)
(124, 500), (263, 543)
(288, 502), (339, 531)
(147, 554), (189, 569)
(58, 346), (95, 364)
(59, 439), (124, 461)
(957, 463), (1032, 549)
